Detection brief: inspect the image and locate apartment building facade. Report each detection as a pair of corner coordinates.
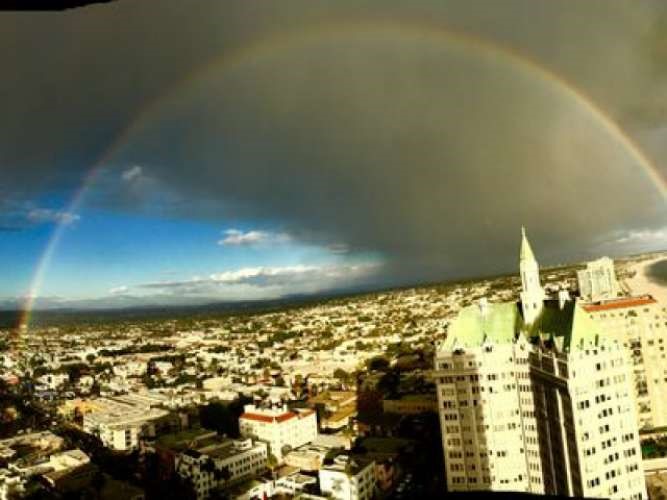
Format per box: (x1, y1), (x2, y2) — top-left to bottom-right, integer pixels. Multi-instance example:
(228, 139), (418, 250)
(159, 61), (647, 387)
(583, 295), (667, 429)
(577, 256), (621, 302)
(434, 229), (646, 499)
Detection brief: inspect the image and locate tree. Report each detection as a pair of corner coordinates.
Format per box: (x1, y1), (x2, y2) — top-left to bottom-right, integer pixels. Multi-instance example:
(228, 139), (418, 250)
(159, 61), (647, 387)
(377, 371), (399, 396)
(367, 356), (390, 371)
(199, 398), (250, 438)
(200, 402), (236, 436)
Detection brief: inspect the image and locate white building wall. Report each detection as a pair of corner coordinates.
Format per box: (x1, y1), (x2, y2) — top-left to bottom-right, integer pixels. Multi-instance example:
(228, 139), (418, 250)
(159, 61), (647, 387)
(529, 342), (646, 499)
(434, 340), (543, 493)
(319, 459), (375, 500)
(436, 336), (647, 499)
(239, 408), (317, 461)
(585, 299), (667, 429)
(175, 440), (268, 500)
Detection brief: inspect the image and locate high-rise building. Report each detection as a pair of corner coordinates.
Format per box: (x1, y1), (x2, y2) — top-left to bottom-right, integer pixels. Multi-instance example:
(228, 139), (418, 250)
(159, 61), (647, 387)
(577, 257), (621, 302)
(583, 295), (667, 429)
(434, 228), (646, 499)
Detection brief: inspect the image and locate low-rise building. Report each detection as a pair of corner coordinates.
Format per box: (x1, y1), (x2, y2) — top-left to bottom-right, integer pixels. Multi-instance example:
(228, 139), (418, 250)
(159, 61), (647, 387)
(175, 438), (268, 500)
(40, 449), (96, 494)
(274, 469), (318, 496)
(239, 404), (317, 461)
(36, 372), (69, 391)
(319, 454), (376, 500)
(284, 445), (329, 471)
(82, 397), (169, 451)
(0, 431), (64, 466)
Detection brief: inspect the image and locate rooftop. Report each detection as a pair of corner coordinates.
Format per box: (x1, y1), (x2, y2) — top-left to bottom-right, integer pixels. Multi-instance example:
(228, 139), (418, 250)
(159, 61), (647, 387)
(582, 294), (656, 312)
(240, 404), (315, 424)
(443, 299), (602, 352)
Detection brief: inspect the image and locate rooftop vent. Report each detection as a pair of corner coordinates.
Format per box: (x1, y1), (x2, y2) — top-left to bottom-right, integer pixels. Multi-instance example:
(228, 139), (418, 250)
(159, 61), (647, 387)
(558, 289), (570, 310)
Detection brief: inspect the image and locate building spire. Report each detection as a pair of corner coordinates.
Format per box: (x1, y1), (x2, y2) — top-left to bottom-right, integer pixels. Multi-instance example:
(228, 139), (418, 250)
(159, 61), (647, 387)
(520, 226), (535, 263)
(519, 226), (544, 325)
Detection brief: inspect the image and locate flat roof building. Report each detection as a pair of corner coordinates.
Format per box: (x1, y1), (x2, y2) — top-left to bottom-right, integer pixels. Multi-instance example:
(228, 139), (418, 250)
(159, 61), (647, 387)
(239, 404), (317, 461)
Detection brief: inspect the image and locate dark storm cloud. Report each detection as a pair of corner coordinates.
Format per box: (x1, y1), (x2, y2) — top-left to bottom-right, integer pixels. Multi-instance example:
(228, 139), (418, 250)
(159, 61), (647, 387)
(117, 27), (665, 281)
(1, 0), (665, 286)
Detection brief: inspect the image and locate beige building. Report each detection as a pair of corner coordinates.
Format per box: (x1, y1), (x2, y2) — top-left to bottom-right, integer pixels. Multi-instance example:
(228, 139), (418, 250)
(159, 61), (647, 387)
(434, 229), (646, 499)
(583, 294), (667, 429)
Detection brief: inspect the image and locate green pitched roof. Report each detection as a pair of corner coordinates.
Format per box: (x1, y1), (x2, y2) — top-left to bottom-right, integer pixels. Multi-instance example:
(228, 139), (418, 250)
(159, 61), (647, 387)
(521, 300), (601, 350)
(444, 302), (520, 350)
(443, 299), (601, 352)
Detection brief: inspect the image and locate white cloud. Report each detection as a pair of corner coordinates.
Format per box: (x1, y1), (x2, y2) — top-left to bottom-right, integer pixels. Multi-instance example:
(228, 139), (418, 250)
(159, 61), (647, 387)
(613, 227), (667, 245)
(208, 265), (318, 284)
(592, 226), (667, 255)
(109, 285), (129, 295)
(27, 208), (80, 226)
(121, 165), (143, 182)
(218, 228), (290, 246)
(0, 262), (383, 310)
(138, 262), (381, 297)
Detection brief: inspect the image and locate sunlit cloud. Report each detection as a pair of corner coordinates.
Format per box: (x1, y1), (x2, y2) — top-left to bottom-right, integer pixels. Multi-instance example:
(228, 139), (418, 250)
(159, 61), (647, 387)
(218, 229), (291, 247)
(26, 208), (80, 226)
(136, 262), (381, 296)
(109, 285), (129, 295)
(613, 227), (667, 245)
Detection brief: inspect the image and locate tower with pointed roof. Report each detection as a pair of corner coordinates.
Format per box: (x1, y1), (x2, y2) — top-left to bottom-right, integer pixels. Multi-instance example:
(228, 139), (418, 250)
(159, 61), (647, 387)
(433, 227), (647, 499)
(519, 226), (544, 325)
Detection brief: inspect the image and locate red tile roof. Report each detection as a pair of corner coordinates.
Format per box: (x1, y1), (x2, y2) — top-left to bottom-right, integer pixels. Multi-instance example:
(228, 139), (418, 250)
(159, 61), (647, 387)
(276, 412), (297, 423)
(240, 411), (296, 424)
(583, 295), (656, 312)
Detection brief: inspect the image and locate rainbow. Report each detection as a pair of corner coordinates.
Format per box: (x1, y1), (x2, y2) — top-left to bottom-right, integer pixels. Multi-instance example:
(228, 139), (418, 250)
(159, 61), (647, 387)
(18, 20), (666, 330)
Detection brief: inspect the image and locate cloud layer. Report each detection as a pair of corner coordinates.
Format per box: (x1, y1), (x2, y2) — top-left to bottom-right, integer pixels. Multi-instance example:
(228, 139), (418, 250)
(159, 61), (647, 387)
(0, 1), (665, 296)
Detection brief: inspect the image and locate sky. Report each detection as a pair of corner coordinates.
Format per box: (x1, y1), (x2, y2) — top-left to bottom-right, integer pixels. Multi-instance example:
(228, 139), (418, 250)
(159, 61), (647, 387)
(0, 0), (666, 310)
